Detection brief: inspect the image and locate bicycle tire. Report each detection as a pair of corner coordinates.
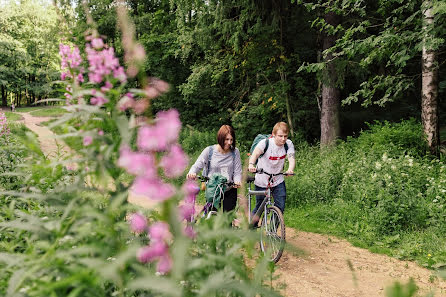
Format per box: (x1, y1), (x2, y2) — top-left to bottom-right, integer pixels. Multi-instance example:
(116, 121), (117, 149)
(259, 205), (286, 263)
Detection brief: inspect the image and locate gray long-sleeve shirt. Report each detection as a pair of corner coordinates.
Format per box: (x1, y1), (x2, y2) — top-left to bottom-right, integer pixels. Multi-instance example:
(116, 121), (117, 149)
(188, 145), (242, 184)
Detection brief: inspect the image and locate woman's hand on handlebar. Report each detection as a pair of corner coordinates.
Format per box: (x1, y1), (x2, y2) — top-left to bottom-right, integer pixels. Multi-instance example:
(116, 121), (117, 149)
(233, 182), (241, 188)
(186, 173), (197, 179)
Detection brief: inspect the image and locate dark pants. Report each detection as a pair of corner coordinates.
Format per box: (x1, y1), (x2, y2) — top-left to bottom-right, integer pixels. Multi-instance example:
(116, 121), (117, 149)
(220, 187), (237, 212)
(252, 181), (286, 215)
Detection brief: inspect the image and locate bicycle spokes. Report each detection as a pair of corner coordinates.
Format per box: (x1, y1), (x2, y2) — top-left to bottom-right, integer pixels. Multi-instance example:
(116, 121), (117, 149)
(259, 206), (285, 263)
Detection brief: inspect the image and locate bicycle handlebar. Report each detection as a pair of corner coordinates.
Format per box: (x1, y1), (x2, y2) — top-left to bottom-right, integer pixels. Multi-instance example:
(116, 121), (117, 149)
(196, 175), (235, 187)
(254, 168), (294, 177)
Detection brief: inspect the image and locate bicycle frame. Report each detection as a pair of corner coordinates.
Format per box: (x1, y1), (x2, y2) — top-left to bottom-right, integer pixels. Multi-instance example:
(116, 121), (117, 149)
(247, 179), (273, 225)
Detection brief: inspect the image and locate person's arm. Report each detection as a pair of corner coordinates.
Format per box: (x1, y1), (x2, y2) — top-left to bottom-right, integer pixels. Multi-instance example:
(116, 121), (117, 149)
(286, 154), (295, 175)
(285, 140), (295, 175)
(248, 146), (263, 172)
(233, 149), (242, 187)
(186, 147), (209, 179)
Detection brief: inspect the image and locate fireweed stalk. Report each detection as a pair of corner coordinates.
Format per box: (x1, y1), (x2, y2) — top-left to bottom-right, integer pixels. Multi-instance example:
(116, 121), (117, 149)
(60, 34), (197, 274)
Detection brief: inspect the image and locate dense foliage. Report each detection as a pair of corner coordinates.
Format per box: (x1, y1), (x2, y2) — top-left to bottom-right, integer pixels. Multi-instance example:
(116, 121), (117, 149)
(286, 119), (446, 268)
(0, 0), (61, 107)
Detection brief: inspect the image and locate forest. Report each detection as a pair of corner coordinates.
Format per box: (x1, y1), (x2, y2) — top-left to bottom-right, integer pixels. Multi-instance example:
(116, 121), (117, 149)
(0, 0), (446, 296)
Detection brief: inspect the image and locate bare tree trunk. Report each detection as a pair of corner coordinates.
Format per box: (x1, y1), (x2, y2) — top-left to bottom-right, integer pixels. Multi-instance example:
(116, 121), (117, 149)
(421, 2), (439, 155)
(1, 85), (7, 107)
(320, 12), (341, 147)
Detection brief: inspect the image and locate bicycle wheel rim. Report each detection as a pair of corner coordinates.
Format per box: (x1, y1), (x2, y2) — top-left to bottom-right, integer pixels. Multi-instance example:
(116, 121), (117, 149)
(259, 206), (285, 263)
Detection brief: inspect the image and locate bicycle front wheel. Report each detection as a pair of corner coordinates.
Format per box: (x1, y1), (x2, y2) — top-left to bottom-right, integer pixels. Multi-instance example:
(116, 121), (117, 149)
(259, 206), (286, 263)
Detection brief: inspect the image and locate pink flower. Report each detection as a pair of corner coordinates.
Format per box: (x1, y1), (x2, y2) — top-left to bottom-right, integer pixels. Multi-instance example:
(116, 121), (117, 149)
(129, 213), (148, 233)
(152, 78), (170, 93)
(156, 109), (181, 144)
(160, 145), (188, 178)
(145, 86), (160, 99)
(182, 180), (199, 203)
(148, 222), (171, 242)
(137, 125), (168, 152)
(91, 38), (104, 49)
(61, 72), (68, 80)
(137, 241), (168, 263)
(131, 177), (175, 201)
(133, 99), (149, 114)
(83, 136), (93, 146)
(156, 254), (172, 274)
(101, 81), (113, 92)
(98, 130), (104, 136)
(117, 146), (156, 178)
(117, 93), (135, 111)
(179, 204), (195, 222)
(77, 73), (84, 83)
(90, 96), (109, 106)
(183, 225), (197, 239)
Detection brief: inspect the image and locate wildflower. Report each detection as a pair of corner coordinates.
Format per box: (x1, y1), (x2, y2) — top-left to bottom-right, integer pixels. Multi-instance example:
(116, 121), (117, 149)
(117, 93), (135, 111)
(375, 162), (382, 170)
(179, 204), (195, 222)
(148, 222), (171, 242)
(83, 136), (93, 146)
(137, 241), (168, 263)
(137, 125), (168, 152)
(156, 254), (172, 274)
(117, 146), (156, 178)
(160, 145), (188, 178)
(90, 96), (109, 106)
(131, 177), (175, 201)
(98, 130), (104, 136)
(129, 212), (148, 234)
(183, 225), (196, 239)
(133, 99), (149, 114)
(91, 38), (104, 49)
(156, 109), (181, 144)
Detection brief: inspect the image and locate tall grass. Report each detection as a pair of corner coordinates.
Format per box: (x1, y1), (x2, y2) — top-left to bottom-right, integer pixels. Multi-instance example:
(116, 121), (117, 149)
(285, 119), (446, 267)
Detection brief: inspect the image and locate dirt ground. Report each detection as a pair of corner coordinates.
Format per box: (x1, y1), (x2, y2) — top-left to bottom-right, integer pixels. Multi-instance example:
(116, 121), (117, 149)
(17, 110), (446, 297)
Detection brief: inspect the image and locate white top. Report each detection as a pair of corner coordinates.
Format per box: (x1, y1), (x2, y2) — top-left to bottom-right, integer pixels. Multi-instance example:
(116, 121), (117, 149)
(188, 145), (242, 184)
(255, 138), (294, 188)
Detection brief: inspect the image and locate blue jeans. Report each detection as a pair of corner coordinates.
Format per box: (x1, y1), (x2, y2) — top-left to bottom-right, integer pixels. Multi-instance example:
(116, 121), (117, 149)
(252, 181), (286, 215)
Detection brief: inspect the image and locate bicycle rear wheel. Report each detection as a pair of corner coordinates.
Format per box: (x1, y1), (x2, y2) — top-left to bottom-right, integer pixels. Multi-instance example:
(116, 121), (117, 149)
(259, 206), (285, 263)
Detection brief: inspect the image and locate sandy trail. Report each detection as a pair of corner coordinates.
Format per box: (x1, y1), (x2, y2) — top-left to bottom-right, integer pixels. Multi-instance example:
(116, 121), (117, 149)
(17, 111), (446, 297)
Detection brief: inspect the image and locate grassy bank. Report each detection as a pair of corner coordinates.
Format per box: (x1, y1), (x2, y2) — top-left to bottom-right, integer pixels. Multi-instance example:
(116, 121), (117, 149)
(284, 119), (446, 268)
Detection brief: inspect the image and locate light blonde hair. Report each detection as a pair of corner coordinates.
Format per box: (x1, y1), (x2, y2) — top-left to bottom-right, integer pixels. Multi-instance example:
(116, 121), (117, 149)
(272, 122), (289, 135)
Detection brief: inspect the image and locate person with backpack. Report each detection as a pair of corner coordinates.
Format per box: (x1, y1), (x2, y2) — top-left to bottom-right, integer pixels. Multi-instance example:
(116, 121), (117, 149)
(187, 125), (242, 212)
(248, 122), (295, 224)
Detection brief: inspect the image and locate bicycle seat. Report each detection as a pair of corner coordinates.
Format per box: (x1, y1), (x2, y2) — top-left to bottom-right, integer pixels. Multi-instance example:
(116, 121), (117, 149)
(246, 176), (255, 183)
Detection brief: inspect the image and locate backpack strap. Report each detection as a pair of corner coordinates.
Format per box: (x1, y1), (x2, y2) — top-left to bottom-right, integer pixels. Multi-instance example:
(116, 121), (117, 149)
(284, 142), (288, 154)
(258, 138), (270, 160)
(203, 145), (214, 178)
(231, 149), (235, 180)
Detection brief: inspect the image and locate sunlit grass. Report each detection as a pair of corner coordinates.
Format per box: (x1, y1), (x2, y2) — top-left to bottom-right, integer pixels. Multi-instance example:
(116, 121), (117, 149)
(4, 111), (23, 121)
(30, 107), (67, 117)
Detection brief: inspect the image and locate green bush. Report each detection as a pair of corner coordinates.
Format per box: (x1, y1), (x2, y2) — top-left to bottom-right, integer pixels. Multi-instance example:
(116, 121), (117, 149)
(286, 119), (446, 266)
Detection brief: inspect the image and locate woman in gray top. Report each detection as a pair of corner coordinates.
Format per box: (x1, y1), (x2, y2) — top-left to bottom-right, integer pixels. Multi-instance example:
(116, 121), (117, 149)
(187, 125), (242, 212)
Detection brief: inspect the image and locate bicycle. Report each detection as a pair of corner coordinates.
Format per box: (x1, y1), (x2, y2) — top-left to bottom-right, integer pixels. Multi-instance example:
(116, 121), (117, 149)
(195, 175), (235, 220)
(246, 168), (292, 263)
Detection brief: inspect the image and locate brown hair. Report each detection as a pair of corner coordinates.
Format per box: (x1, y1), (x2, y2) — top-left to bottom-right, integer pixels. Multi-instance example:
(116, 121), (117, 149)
(272, 122), (289, 135)
(217, 125), (236, 151)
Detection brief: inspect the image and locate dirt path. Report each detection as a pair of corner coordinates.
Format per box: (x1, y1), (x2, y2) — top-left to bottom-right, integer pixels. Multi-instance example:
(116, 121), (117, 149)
(17, 111), (446, 297)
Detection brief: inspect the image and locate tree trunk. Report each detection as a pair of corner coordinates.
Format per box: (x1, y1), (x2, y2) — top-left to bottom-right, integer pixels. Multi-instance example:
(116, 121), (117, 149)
(1, 85), (7, 107)
(320, 12), (341, 147)
(421, 2), (439, 155)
